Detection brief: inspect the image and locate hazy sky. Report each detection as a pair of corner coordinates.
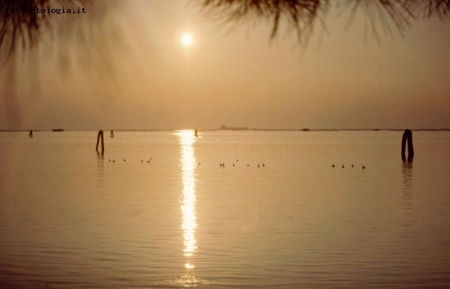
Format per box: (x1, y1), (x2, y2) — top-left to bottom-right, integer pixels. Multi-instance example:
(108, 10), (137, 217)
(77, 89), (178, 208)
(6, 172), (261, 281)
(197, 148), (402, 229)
(1, 0), (450, 130)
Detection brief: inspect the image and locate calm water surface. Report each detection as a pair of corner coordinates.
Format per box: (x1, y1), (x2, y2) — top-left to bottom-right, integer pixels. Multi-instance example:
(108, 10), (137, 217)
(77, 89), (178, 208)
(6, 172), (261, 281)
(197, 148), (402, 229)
(0, 130), (449, 288)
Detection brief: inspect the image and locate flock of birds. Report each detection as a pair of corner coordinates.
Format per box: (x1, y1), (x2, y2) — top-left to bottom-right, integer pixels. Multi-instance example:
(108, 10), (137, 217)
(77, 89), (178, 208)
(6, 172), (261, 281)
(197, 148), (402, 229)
(219, 159), (265, 168)
(106, 158), (366, 169)
(332, 164), (366, 169)
(106, 157), (268, 168)
(108, 157), (152, 163)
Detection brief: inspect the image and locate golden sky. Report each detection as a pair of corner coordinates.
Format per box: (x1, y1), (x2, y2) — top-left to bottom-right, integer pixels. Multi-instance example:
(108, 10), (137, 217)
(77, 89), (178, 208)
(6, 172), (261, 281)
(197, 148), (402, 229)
(1, 0), (449, 130)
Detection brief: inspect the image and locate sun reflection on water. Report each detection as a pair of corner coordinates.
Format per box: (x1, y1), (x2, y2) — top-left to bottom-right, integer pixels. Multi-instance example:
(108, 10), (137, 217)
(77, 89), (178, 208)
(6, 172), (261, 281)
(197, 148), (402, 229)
(176, 130), (198, 271)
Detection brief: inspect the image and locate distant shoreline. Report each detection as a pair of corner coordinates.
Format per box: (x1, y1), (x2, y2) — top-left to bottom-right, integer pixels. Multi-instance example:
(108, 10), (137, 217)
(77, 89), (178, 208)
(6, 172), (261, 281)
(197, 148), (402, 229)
(2, 128), (450, 132)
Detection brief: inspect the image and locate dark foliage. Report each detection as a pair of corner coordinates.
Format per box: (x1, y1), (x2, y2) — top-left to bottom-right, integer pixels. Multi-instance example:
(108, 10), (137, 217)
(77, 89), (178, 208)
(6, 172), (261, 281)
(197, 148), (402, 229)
(1, 0), (50, 57)
(0, 0), (87, 59)
(199, 0), (450, 42)
(199, 0), (328, 42)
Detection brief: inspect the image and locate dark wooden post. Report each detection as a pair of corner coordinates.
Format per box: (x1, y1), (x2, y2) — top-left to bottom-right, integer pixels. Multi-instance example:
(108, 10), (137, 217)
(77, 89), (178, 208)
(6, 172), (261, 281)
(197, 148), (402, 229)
(96, 130), (105, 153)
(401, 129), (414, 161)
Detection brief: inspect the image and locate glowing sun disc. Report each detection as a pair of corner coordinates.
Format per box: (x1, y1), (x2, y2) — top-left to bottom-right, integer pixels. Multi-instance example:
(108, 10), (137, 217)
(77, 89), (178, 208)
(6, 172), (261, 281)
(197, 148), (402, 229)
(181, 33), (193, 46)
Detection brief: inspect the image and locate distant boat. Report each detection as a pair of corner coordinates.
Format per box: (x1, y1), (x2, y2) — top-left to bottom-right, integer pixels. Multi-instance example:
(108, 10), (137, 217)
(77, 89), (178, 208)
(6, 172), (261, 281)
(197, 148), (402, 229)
(52, 128), (64, 132)
(194, 129), (198, 138)
(29, 130), (33, 138)
(110, 130), (114, 138)
(302, 128), (310, 131)
(219, 124), (248, 130)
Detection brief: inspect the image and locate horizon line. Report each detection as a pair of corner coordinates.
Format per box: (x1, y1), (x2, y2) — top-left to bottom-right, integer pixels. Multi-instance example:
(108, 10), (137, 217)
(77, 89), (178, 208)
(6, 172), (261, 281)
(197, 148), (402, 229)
(2, 128), (450, 132)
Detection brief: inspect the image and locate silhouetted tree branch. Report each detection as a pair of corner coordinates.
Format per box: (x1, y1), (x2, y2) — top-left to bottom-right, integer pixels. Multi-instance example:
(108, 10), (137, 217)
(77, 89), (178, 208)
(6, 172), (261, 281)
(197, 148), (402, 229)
(199, 0), (328, 43)
(1, 0), (47, 58)
(199, 0), (450, 43)
(414, 0), (450, 18)
(0, 0), (88, 61)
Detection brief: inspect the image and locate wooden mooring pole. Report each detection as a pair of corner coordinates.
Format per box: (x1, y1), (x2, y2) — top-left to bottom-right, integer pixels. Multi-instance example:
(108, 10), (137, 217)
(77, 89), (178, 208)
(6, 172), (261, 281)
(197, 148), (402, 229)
(96, 130), (105, 153)
(401, 129), (414, 161)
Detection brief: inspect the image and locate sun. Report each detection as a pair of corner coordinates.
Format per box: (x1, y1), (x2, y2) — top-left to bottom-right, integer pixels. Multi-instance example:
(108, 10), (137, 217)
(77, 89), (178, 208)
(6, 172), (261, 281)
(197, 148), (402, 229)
(181, 33), (193, 46)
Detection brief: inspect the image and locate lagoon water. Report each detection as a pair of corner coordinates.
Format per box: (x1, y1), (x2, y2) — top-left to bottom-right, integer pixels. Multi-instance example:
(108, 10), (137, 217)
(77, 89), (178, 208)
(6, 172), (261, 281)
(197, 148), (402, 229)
(1, 130), (449, 288)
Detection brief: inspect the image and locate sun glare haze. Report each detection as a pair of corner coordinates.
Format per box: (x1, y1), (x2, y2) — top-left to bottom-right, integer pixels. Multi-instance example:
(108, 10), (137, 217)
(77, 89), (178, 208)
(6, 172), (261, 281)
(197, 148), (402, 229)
(181, 33), (193, 46)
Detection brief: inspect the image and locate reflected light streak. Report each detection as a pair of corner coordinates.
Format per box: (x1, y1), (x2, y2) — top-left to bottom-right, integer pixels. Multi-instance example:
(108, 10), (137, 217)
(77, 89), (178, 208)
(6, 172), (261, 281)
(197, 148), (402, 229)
(176, 130), (198, 270)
